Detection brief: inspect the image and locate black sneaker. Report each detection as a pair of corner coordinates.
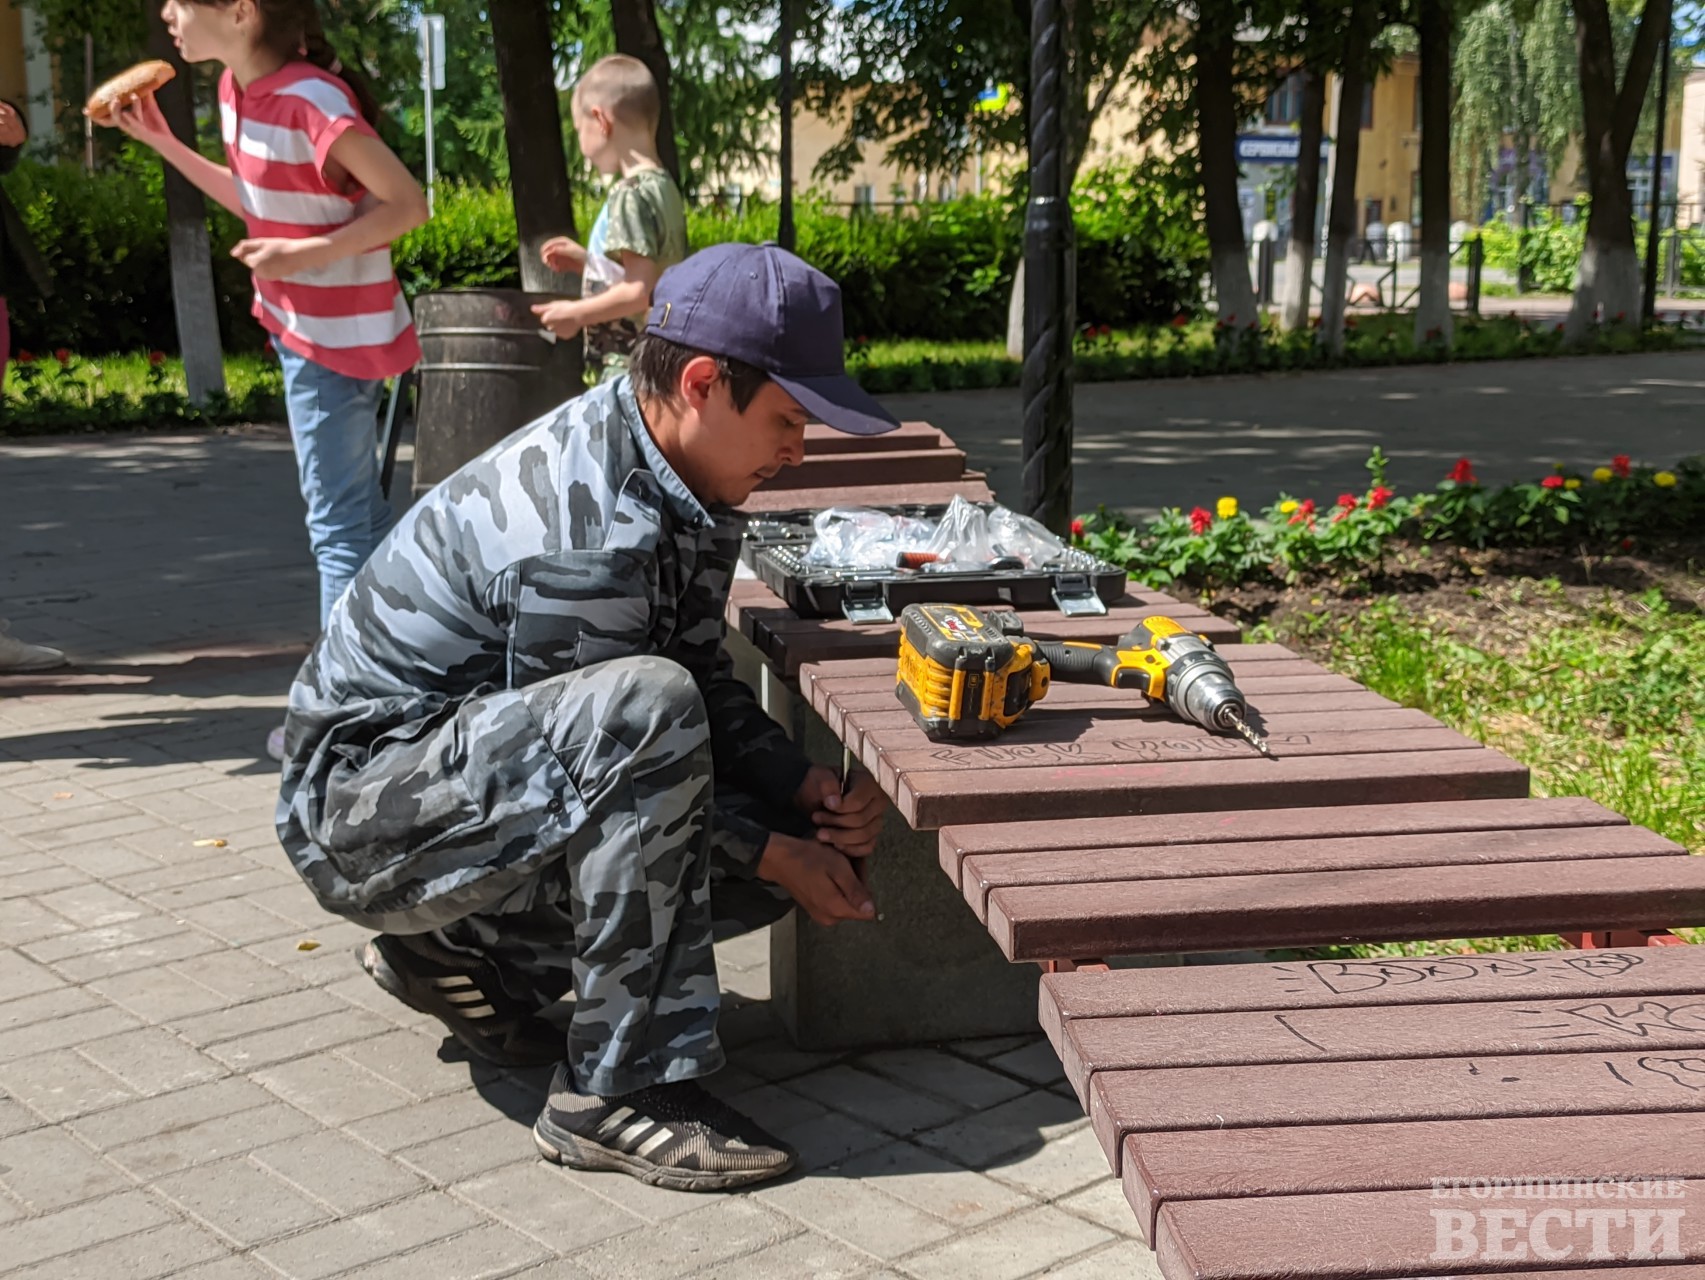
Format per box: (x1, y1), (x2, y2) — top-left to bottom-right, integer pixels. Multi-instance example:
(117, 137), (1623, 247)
(359, 932), (562, 1068)
(533, 1064), (797, 1191)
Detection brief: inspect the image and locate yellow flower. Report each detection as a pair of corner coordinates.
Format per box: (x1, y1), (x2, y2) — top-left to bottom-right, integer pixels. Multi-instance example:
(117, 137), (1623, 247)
(1564, 477), (1581, 490)
(1654, 471), (1678, 488)
(1217, 496), (1238, 519)
(1591, 467), (1613, 483)
(1279, 499), (1299, 514)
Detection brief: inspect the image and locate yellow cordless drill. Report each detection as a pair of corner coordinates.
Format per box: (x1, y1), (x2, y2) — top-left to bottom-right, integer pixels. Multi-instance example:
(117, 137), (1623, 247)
(895, 603), (1272, 756)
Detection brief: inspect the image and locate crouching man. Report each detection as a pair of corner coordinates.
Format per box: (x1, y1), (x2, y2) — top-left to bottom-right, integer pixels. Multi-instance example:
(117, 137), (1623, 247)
(276, 245), (896, 1190)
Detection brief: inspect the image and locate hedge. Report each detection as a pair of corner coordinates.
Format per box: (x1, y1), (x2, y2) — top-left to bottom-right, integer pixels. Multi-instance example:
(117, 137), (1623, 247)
(1, 154), (1207, 355)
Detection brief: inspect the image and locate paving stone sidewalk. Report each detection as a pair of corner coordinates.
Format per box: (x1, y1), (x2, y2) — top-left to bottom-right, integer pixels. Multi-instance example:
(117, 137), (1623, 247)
(0, 430), (1156, 1279)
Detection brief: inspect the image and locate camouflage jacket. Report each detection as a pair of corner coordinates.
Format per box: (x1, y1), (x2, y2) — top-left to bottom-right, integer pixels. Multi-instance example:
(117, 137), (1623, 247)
(277, 377), (812, 873)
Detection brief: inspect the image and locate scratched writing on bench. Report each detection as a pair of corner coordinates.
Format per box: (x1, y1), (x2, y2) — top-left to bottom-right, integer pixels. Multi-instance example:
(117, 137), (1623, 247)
(1524, 999), (1705, 1041)
(1275, 953), (1647, 995)
(925, 734), (1312, 767)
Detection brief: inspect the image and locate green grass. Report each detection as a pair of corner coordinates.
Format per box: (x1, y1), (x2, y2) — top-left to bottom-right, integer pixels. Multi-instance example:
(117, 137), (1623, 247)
(2, 351), (284, 435)
(1260, 583), (1705, 956)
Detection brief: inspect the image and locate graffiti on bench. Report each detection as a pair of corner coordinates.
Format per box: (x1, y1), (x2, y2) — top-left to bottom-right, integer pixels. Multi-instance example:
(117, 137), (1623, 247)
(1279, 952), (1647, 996)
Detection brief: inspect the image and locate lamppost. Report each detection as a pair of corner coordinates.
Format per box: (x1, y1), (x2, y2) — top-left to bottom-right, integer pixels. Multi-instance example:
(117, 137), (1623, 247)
(778, 0), (795, 252)
(1641, 5), (1673, 326)
(419, 14), (446, 216)
(1021, 0), (1075, 533)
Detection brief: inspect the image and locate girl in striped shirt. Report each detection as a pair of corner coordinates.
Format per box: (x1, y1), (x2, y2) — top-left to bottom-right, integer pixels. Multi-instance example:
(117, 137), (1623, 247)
(115, 0), (428, 642)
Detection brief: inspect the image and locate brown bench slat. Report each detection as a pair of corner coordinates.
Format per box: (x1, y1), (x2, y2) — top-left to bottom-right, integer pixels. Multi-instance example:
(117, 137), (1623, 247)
(892, 749), (1528, 830)
(1040, 942), (1705, 1052)
(1123, 1112), (1705, 1244)
(801, 420), (948, 454)
(1065, 973), (1705, 1098)
(862, 726), (1484, 802)
(945, 796), (1625, 884)
(1088, 1048), (1705, 1174)
(753, 448), (971, 491)
(736, 474), (995, 514)
(963, 823), (1681, 922)
(733, 596), (1244, 677)
(995, 855), (1705, 965)
(1153, 1181), (1705, 1279)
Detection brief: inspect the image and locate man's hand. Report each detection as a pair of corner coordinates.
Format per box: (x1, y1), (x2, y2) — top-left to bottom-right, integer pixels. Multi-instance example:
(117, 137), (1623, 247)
(757, 833), (874, 927)
(540, 236), (587, 273)
(794, 764), (886, 857)
(0, 102), (25, 149)
(532, 299), (585, 339)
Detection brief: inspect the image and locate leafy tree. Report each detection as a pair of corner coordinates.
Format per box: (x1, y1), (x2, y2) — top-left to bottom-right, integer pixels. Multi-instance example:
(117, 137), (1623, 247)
(1452, 0), (1578, 217)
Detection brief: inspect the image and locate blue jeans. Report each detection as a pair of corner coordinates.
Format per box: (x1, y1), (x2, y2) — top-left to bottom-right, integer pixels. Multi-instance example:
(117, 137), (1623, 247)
(276, 342), (394, 628)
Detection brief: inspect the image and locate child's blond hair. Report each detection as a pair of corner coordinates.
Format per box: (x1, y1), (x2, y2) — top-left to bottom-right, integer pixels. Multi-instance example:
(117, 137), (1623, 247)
(574, 54), (662, 133)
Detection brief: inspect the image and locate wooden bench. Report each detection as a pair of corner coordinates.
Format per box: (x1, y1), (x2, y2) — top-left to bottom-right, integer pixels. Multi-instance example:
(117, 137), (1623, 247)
(727, 579), (1239, 679)
(798, 647), (1530, 830)
(740, 419), (992, 512)
(938, 797), (1704, 963)
(1038, 946), (1705, 1273)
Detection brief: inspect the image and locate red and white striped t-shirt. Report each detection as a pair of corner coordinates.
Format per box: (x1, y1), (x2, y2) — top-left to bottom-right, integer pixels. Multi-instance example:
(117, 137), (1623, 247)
(219, 64), (420, 381)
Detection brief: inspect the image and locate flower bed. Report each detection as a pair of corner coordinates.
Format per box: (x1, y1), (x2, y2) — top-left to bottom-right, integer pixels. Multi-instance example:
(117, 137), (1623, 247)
(1073, 449), (1705, 592)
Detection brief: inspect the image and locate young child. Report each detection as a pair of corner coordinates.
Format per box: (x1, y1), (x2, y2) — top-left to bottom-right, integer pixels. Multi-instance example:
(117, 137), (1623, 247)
(533, 54), (686, 385)
(112, 0), (428, 649)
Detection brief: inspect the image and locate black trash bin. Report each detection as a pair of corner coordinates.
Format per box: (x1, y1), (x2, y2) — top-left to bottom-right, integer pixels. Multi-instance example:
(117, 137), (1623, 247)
(410, 288), (584, 500)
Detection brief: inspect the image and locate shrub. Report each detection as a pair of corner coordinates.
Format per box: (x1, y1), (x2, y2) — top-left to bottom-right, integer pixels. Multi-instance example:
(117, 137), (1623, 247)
(2, 155), (1206, 354)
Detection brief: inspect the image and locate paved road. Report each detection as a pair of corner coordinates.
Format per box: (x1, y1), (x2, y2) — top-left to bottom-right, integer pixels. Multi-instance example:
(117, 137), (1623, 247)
(886, 351), (1705, 517)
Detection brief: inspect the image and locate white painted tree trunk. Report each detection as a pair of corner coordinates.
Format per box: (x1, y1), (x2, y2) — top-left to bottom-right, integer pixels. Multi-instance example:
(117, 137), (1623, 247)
(1319, 232), (1351, 356)
(1211, 247), (1260, 346)
(1567, 238), (1641, 339)
(1414, 248), (1453, 345)
(1006, 259), (1025, 359)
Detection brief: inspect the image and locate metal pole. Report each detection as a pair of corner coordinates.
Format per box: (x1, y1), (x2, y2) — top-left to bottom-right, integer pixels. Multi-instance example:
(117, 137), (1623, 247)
(1642, 7), (1673, 325)
(1020, 0), (1075, 533)
(83, 34), (94, 171)
(778, 0), (795, 252)
(421, 18), (437, 216)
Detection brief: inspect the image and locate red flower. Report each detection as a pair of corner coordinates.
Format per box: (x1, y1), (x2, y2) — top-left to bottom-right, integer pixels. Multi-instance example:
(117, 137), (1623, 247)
(1225, 315), (1236, 325)
(1171, 314), (1189, 328)
(1447, 458), (1477, 484)
(1621, 537), (1635, 551)
(1541, 474), (1565, 489)
(1554, 322), (1565, 333)
(1070, 517), (1084, 537)
(14, 350), (33, 364)
(856, 334), (869, 345)
(1189, 506), (1214, 535)
(1368, 485), (1394, 510)
(1336, 492), (1358, 509)
(53, 348), (71, 365)
(148, 350), (167, 367)
(1612, 454), (1631, 478)
(1345, 316), (1358, 328)
(1287, 498), (1316, 526)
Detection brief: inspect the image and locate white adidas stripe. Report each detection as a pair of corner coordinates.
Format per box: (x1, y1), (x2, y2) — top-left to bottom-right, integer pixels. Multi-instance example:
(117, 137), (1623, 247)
(595, 1106), (634, 1138)
(632, 1127), (675, 1159)
(614, 1119), (654, 1150)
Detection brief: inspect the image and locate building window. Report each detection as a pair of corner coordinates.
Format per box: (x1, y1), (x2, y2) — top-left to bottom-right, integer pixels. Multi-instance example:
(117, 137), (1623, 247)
(852, 184), (875, 211)
(1362, 82), (1374, 130)
(937, 176), (957, 201)
(1412, 79), (1422, 131)
(1264, 71), (1305, 126)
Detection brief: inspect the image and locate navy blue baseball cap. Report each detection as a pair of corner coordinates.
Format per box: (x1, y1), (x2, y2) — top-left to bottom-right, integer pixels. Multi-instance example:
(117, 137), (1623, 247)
(644, 243), (899, 436)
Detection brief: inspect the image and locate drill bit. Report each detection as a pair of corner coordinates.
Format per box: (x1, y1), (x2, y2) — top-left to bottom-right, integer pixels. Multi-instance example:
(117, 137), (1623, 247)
(1227, 712), (1274, 759)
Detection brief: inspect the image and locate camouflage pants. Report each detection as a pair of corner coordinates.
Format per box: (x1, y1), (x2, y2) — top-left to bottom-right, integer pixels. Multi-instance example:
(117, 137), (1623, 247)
(297, 656), (793, 1096)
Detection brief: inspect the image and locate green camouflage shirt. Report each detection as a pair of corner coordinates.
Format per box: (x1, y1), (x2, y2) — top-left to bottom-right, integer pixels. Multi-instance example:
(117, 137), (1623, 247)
(584, 168), (688, 379)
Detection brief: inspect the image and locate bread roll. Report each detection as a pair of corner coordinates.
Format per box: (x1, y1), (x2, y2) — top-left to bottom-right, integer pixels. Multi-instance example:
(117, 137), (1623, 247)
(85, 60), (176, 126)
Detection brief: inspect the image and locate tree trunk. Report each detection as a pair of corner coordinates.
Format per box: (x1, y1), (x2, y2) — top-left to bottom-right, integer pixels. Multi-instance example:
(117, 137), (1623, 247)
(1280, 68), (1327, 332)
(1320, 5), (1374, 356)
(1414, 0), (1453, 346)
(610, 0), (681, 186)
(1195, 18), (1258, 341)
(144, 3), (225, 405)
(490, 0), (580, 299)
(1567, 0), (1672, 338)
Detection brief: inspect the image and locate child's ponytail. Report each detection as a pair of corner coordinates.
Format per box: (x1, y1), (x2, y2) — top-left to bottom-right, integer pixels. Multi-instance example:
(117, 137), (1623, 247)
(295, 1), (381, 128)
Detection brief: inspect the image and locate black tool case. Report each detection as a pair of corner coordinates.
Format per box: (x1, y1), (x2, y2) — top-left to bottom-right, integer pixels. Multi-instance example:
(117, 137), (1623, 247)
(749, 539), (1127, 625)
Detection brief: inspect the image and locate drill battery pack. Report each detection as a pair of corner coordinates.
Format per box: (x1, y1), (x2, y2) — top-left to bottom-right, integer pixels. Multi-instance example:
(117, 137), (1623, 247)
(895, 604), (1052, 740)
